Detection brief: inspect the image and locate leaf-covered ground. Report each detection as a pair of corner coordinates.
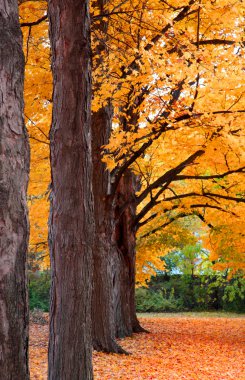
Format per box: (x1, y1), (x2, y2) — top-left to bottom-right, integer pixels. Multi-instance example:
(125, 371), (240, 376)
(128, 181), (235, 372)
(30, 314), (245, 379)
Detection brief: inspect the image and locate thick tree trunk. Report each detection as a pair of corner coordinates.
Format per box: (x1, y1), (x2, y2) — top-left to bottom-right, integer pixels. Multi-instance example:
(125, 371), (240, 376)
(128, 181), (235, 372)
(48, 1), (94, 379)
(114, 170), (145, 338)
(0, 2), (30, 378)
(91, 0), (126, 354)
(92, 107), (126, 353)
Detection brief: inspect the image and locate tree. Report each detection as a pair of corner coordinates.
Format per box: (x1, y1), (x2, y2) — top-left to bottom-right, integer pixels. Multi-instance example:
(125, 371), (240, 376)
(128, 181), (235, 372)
(100, 0), (245, 336)
(163, 243), (207, 277)
(47, 0), (94, 379)
(91, 0), (127, 353)
(0, 1), (30, 378)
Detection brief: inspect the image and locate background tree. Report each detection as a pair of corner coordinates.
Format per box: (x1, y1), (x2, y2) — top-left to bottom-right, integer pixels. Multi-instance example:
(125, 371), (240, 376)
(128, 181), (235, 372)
(91, 0), (126, 353)
(99, 0), (245, 336)
(0, 1), (30, 378)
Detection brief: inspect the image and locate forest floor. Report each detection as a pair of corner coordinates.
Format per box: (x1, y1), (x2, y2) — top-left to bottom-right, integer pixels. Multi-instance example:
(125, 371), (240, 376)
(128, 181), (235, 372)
(30, 312), (245, 380)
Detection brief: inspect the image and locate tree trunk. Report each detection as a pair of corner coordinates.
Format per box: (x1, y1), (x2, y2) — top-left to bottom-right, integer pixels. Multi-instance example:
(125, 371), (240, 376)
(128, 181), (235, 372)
(114, 170), (145, 338)
(0, 1), (30, 378)
(48, 1), (94, 379)
(92, 107), (126, 353)
(91, 0), (126, 354)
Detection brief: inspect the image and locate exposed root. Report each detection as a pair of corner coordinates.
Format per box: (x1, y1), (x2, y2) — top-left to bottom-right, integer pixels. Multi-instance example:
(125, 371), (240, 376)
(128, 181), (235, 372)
(93, 339), (129, 355)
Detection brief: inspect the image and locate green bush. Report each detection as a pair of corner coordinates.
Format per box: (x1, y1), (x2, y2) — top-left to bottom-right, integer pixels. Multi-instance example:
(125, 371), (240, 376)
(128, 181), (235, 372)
(28, 270), (245, 314)
(29, 271), (51, 312)
(146, 273), (245, 313)
(136, 288), (183, 312)
(222, 277), (245, 313)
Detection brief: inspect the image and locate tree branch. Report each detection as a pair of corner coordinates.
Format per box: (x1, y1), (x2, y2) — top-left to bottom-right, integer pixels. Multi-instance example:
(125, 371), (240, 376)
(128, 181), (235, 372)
(136, 150), (205, 205)
(137, 204), (180, 229)
(190, 203), (238, 216)
(138, 212), (192, 238)
(137, 202), (233, 238)
(29, 136), (50, 145)
(195, 39), (245, 47)
(156, 192), (244, 204)
(135, 188), (243, 228)
(20, 15), (48, 28)
(203, 193), (245, 203)
(174, 167), (245, 181)
(134, 182), (173, 226)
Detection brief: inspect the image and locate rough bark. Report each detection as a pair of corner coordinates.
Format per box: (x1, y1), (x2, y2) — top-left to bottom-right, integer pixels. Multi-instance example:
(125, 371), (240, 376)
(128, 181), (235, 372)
(114, 170), (145, 338)
(92, 107), (126, 353)
(48, 1), (94, 379)
(0, 1), (30, 378)
(91, 0), (126, 354)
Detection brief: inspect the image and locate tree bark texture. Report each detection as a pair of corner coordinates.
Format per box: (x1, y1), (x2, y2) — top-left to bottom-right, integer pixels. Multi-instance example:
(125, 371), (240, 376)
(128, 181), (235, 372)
(114, 170), (144, 338)
(91, 0), (126, 354)
(48, 1), (94, 379)
(0, 1), (30, 378)
(92, 107), (126, 353)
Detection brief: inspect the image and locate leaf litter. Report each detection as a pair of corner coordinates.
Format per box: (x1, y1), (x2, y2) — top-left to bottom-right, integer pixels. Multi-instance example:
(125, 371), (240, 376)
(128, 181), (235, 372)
(30, 316), (245, 379)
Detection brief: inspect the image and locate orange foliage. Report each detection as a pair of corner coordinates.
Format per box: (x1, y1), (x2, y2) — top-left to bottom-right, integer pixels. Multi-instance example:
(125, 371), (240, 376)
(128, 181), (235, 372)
(30, 316), (245, 379)
(19, 2), (50, 268)
(19, 1), (245, 273)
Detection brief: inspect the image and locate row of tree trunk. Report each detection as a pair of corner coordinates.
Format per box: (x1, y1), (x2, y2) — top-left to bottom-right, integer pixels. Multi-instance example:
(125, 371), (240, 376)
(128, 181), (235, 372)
(5, 0), (244, 376)
(1, 0), (142, 378)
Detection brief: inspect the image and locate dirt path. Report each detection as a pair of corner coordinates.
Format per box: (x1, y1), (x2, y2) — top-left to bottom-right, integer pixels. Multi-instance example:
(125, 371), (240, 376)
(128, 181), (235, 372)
(30, 316), (245, 379)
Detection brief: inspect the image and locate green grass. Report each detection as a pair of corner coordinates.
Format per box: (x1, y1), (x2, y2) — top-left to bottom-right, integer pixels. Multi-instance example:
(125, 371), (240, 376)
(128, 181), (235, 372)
(137, 311), (245, 318)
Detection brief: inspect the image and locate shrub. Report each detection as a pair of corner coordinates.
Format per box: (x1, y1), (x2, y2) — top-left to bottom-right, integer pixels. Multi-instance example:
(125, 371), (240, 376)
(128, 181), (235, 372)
(146, 273), (245, 313)
(29, 271), (51, 312)
(222, 276), (245, 313)
(135, 288), (183, 312)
